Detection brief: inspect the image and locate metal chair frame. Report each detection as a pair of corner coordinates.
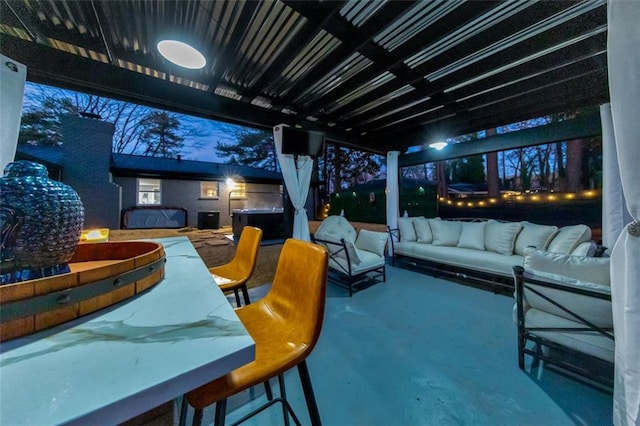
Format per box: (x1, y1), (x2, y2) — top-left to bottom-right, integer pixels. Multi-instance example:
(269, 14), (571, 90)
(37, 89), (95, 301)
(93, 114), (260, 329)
(513, 265), (614, 392)
(310, 234), (385, 297)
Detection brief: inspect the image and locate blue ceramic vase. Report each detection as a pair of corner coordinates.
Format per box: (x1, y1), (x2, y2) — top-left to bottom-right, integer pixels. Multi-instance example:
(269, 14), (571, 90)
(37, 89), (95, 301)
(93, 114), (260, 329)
(0, 161), (84, 284)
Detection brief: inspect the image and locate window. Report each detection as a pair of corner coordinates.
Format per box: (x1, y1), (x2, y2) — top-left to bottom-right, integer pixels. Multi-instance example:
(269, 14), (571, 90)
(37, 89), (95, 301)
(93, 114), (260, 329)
(230, 182), (246, 199)
(138, 178), (161, 205)
(200, 181), (219, 199)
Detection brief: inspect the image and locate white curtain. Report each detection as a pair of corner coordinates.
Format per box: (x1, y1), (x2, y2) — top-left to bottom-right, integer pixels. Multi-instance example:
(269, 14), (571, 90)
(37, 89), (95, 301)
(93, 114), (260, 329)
(273, 124), (313, 241)
(386, 151), (400, 255)
(600, 104), (632, 248)
(608, 1), (640, 424)
(0, 54), (27, 172)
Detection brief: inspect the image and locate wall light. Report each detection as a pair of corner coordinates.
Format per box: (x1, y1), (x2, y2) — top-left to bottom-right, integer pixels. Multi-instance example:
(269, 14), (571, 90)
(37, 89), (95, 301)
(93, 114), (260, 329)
(428, 141), (448, 150)
(157, 40), (206, 69)
(80, 228), (109, 243)
(225, 178), (236, 190)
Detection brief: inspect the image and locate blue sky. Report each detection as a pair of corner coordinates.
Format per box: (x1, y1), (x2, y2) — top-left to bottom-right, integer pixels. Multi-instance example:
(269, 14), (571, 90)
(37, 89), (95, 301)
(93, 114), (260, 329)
(22, 81), (260, 163)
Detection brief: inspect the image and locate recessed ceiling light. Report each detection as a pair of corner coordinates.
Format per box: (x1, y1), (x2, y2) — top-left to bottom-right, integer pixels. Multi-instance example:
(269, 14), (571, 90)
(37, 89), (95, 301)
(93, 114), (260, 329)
(429, 141), (448, 150)
(157, 40), (206, 69)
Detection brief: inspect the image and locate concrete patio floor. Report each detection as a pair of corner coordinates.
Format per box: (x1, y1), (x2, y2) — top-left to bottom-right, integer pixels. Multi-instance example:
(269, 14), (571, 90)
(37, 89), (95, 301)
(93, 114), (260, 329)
(177, 264), (612, 425)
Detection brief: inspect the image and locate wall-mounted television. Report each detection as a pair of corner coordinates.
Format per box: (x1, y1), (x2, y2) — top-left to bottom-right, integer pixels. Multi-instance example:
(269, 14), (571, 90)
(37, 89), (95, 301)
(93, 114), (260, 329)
(281, 127), (325, 158)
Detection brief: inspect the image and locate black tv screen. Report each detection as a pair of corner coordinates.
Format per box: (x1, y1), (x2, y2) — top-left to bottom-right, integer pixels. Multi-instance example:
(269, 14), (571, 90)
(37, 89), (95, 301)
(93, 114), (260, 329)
(281, 127), (325, 157)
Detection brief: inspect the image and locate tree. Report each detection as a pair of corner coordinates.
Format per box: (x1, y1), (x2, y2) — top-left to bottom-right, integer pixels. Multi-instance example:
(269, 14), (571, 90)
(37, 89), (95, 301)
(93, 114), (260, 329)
(565, 139), (583, 192)
(20, 83), (151, 153)
(139, 111), (185, 157)
(323, 144), (381, 193)
(450, 155), (485, 184)
(214, 128), (277, 171)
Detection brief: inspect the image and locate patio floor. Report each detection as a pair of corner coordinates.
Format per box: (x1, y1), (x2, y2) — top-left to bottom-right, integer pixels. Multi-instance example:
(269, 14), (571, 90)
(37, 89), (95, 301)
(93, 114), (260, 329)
(176, 264), (612, 425)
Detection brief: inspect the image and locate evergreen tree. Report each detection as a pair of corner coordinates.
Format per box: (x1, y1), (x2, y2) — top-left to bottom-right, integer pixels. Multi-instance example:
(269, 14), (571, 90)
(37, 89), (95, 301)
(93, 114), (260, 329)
(139, 111), (185, 157)
(214, 128), (277, 171)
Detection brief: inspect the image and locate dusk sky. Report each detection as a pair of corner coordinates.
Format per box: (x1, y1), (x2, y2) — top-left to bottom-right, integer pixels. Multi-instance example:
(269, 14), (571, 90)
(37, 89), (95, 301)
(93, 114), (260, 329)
(22, 81), (260, 164)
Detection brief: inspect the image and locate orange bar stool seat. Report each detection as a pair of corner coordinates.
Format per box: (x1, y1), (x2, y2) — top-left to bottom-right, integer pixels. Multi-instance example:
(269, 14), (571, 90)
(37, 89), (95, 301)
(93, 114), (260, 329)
(210, 226), (262, 307)
(182, 239), (329, 426)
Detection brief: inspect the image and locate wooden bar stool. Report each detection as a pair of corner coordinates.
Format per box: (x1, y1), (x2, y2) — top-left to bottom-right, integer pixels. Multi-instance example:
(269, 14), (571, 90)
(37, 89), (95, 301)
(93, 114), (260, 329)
(209, 226), (262, 307)
(181, 239), (328, 426)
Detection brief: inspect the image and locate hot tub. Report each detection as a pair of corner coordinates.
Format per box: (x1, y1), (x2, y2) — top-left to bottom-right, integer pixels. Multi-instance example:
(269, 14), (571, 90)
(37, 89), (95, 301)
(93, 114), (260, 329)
(232, 208), (285, 240)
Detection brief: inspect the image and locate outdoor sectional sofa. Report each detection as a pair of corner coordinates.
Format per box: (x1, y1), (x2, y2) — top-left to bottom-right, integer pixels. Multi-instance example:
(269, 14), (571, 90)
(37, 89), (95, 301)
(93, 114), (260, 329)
(388, 217), (596, 293)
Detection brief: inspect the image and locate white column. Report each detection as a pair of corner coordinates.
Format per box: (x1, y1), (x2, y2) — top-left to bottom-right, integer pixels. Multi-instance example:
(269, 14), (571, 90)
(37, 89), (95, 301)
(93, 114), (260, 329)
(386, 151), (400, 255)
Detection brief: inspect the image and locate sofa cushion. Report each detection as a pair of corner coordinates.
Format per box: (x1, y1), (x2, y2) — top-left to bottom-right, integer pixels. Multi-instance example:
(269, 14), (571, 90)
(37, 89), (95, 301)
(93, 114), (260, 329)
(397, 217), (417, 242)
(355, 229), (388, 257)
(484, 220), (522, 255)
(546, 224), (591, 254)
(430, 220), (462, 246)
(523, 247), (610, 285)
(457, 221), (486, 250)
(571, 240), (598, 257)
(514, 221), (558, 255)
(413, 217), (433, 243)
(395, 243), (523, 277)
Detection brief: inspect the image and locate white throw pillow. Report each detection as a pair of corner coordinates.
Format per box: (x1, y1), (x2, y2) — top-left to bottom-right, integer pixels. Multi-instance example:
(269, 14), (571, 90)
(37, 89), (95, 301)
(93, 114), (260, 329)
(397, 217), (417, 242)
(514, 221), (558, 255)
(546, 224), (591, 254)
(413, 217), (433, 243)
(523, 247), (609, 286)
(457, 221), (486, 250)
(355, 229), (388, 257)
(430, 220), (462, 246)
(484, 220), (522, 255)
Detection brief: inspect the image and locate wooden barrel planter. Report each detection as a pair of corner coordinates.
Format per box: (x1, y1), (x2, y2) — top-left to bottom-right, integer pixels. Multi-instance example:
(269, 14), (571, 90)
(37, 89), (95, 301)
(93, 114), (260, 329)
(0, 241), (166, 342)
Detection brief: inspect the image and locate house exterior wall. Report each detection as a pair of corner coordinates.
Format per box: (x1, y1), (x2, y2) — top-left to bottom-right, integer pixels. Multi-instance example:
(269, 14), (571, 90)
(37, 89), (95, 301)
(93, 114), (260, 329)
(112, 176), (282, 228)
(61, 115), (121, 229)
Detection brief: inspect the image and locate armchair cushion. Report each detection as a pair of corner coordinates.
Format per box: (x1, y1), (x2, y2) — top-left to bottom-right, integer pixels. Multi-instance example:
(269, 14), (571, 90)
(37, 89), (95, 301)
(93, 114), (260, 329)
(522, 247), (610, 285)
(355, 229), (388, 257)
(315, 215), (357, 244)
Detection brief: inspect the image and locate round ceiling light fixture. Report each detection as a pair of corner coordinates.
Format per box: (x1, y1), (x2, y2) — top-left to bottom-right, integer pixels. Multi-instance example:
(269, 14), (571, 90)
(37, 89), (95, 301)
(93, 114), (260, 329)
(157, 40), (206, 69)
(429, 141), (448, 150)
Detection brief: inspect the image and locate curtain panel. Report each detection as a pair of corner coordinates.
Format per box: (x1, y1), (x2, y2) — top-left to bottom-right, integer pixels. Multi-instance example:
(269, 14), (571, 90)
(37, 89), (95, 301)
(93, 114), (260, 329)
(608, 1), (640, 424)
(273, 124), (313, 241)
(0, 54), (27, 172)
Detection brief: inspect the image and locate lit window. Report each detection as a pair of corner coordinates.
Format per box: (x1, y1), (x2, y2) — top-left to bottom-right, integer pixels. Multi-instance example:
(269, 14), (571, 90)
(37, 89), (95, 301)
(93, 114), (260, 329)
(230, 182), (246, 199)
(200, 181), (219, 199)
(138, 178), (161, 205)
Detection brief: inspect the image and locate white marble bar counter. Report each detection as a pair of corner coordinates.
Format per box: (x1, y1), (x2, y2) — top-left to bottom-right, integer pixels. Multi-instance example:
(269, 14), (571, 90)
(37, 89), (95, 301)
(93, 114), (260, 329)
(0, 237), (255, 425)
